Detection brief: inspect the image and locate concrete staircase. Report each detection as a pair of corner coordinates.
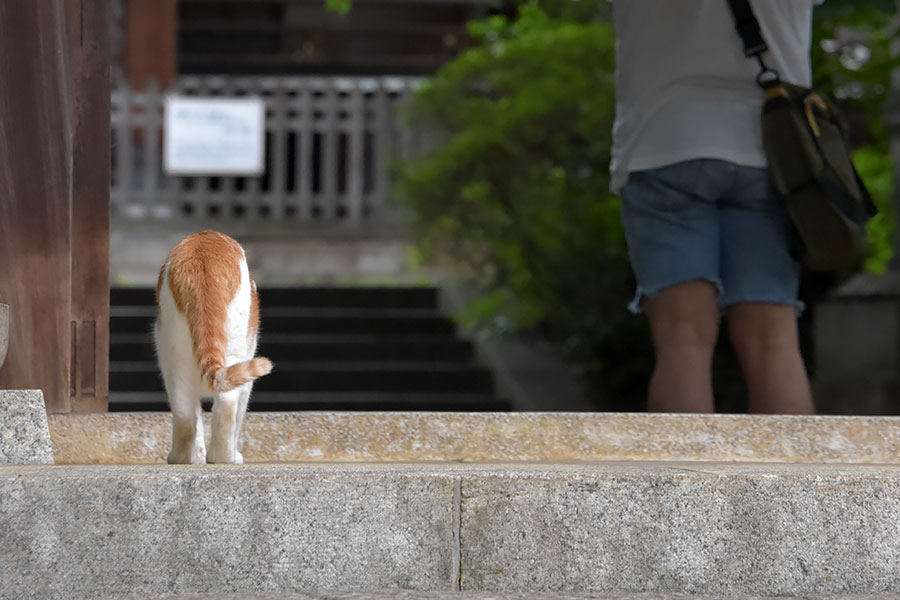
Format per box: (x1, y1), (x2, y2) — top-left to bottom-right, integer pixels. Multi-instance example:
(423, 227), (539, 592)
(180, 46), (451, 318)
(0, 412), (891, 599)
(50, 230), (898, 598)
(13, 295), (900, 600)
(8, 459), (900, 600)
(108, 286), (510, 411)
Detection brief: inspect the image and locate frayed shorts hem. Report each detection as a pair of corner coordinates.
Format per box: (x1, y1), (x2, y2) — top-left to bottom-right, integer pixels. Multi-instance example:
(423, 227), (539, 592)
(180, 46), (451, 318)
(628, 279), (805, 317)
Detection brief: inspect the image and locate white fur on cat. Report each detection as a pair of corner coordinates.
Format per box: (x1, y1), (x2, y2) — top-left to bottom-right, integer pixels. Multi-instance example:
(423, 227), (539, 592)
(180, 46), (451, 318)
(154, 231), (270, 465)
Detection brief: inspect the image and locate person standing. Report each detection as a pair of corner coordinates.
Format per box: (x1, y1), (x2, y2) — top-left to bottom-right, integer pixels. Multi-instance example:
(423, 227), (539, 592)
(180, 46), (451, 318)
(610, 0), (819, 414)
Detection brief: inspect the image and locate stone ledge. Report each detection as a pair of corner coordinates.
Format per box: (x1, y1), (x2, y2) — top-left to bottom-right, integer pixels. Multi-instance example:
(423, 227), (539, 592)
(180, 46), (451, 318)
(0, 464), (457, 600)
(0, 390), (53, 464)
(458, 463), (900, 595)
(136, 594), (900, 600)
(5, 463), (900, 598)
(49, 411), (900, 465)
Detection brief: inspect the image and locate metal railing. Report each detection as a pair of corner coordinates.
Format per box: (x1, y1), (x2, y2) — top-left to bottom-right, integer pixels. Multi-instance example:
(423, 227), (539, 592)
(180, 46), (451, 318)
(110, 75), (423, 225)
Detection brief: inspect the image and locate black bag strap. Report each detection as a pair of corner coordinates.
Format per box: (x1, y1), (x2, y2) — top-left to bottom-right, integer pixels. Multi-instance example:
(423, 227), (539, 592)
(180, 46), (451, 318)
(726, 0), (781, 88)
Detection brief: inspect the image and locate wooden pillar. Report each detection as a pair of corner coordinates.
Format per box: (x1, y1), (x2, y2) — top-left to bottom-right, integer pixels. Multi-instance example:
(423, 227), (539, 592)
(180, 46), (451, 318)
(124, 0), (177, 91)
(0, 1), (111, 413)
(68, 0), (111, 412)
(0, 1), (74, 412)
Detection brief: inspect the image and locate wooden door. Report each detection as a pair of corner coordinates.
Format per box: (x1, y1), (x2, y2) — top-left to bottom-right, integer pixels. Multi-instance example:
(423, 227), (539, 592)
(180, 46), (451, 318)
(0, 0), (110, 412)
(68, 0), (111, 412)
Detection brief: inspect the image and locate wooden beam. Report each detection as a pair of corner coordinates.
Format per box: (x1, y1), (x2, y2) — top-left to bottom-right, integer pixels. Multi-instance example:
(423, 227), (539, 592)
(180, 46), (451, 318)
(68, 0), (111, 412)
(124, 0), (177, 90)
(0, 1), (73, 412)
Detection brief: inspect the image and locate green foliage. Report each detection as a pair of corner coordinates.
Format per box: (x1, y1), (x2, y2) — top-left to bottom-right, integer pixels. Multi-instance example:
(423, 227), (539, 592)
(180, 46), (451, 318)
(393, 4), (646, 407)
(856, 146), (896, 273)
(324, 0), (353, 15)
(811, 1), (898, 270)
(812, 1), (896, 140)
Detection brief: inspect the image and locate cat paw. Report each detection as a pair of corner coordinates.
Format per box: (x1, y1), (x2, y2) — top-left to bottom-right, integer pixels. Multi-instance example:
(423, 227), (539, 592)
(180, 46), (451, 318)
(168, 447), (206, 465)
(206, 449), (242, 464)
(191, 449), (207, 465)
(167, 451), (191, 464)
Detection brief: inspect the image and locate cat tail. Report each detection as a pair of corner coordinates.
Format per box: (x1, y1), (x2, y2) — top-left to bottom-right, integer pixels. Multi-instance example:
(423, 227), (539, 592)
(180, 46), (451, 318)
(173, 285), (272, 393)
(205, 357), (274, 393)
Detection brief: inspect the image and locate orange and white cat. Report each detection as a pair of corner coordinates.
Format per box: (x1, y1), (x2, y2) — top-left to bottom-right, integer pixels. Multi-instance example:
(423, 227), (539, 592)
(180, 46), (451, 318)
(155, 231), (272, 464)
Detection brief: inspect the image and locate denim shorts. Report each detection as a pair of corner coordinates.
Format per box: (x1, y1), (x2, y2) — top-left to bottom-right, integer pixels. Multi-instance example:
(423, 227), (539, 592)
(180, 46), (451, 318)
(619, 159), (802, 313)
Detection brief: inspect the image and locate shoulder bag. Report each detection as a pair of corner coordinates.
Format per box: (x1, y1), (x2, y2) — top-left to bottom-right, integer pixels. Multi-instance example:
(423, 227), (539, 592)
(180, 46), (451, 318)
(726, 0), (877, 271)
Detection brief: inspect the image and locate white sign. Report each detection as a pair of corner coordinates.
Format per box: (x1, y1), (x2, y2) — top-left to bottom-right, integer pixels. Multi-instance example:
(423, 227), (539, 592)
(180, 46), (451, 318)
(164, 96), (265, 175)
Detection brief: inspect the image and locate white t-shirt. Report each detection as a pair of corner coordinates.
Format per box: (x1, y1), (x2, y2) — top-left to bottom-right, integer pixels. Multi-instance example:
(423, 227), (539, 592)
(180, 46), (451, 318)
(609, 0), (822, 193)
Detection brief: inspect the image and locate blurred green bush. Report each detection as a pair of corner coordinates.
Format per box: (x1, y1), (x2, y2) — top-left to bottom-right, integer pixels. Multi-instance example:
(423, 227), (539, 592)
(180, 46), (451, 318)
(393, 3), (653, 409)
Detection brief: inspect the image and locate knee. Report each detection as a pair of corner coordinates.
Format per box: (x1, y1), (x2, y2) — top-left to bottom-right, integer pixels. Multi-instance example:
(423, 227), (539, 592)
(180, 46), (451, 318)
(645, 281), (720, 359)
(653, 318), (719, 361)
(727, 306), (801, 365)
(731, 331), (801, 372)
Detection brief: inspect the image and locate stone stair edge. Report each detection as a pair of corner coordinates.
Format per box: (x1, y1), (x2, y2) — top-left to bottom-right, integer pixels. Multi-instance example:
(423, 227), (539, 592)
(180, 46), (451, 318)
(102, 593), (900, 600)
(9, 461), (900, 476)
(47, 411), (900, 465)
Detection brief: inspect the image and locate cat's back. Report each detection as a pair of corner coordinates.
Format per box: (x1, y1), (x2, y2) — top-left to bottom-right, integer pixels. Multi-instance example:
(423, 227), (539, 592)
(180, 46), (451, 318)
(155, 231), (258, 376)
(160, 230), (246, 293)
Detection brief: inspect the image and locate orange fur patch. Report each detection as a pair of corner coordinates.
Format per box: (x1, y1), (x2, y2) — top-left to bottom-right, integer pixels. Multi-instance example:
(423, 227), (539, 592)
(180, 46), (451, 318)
(164, 231), (245, 391)
(223, 356), (272, 389)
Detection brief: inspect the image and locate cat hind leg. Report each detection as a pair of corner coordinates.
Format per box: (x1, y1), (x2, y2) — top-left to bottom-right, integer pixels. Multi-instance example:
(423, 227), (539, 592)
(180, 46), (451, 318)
(167, 386), (205, 465)
(231, 382), (253, 464)
(207, 387), (242, 464)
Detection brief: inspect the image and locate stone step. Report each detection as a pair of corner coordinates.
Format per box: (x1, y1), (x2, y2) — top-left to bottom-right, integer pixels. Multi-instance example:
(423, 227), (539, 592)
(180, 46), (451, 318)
(110, 306), (457, 336)
(111, 285), (442, 310)
(107, 286), (509, 411)
(48, 412), (900, 465)
(111, 594), (900, 600)
(108, 361), (496, 395)
(110, 333), (476, 362)
(105, 392), (510, 413)
(4, 462), (900, 599)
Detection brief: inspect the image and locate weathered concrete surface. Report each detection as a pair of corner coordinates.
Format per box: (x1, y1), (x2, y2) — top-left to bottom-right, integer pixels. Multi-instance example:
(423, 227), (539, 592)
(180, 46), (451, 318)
(0, 390), (53, 464)
(0, 464), (457, 600)
(136, 594), (900, 600)
(49, 411), (900, 465)
(6, 464), (900, 599)
(461, 463), (900, 596)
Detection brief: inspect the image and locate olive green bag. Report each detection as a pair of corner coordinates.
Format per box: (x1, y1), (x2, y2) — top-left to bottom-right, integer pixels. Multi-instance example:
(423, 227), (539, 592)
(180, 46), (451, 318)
(728, 0), (877, 271)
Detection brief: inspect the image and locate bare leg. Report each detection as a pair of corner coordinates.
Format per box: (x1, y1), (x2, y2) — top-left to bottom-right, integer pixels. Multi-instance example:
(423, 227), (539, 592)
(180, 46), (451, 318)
(644, 280), (720, 413)
(725, 302), (815, 414)
(167, 386), (205, 464)
(208, 388), (242, 464)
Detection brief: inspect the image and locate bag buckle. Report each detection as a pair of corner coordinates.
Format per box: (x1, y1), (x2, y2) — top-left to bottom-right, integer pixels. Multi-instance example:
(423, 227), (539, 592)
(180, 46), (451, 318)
(804, 94), (830, 137)
(753, 54), (781, 88)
